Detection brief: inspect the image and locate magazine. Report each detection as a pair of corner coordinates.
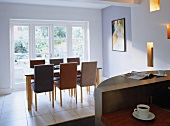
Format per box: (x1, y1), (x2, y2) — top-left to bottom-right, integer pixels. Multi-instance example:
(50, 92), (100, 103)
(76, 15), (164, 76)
(126, 71), (156, 80)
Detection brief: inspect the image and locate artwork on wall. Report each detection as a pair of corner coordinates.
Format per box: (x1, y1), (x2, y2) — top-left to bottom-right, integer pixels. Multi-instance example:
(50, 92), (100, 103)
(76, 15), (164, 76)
(112, 18), (126, 52)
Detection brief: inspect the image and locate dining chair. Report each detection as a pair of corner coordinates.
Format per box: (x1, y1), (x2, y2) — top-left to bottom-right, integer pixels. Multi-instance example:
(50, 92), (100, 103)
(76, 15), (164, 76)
(67, 57), (80, 65)
(31, 64), (54, 111)
(54, 62), (77, 106)
(50, 58), (63, 65)
(50, 58), (64, 82)
(30, 59), (45, 68)
(77, 61), (97, 103)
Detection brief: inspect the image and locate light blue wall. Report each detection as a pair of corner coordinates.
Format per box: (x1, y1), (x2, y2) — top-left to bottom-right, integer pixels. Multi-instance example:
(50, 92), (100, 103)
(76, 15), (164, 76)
(102, 6), (132, 78)
(102, 0), (170, 78)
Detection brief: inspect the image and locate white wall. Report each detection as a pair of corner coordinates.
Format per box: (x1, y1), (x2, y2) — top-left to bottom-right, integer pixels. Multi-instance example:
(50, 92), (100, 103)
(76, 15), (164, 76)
(131, 0), (170, 71)
(102, 0), (170, 78)
(102, 6), (133, 78)
(0, 3), (103, 94)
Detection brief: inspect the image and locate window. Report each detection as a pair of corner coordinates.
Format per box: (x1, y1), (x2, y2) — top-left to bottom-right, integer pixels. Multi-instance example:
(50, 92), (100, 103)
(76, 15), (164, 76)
(10, 20), (89, 90)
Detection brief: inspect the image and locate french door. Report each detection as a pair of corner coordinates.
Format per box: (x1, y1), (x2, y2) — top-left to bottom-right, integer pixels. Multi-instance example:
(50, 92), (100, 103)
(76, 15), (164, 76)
(11, 25), (30, 90)
(11, 21), (87, 90)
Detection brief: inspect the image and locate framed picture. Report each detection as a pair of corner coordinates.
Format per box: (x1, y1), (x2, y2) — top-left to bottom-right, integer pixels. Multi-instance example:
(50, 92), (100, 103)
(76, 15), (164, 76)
(112, 18), (126, 52)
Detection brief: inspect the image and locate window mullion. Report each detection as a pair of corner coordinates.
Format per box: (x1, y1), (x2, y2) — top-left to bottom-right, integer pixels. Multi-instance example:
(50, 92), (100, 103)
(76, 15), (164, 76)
(67, 25), (72, 57)
(49, 24), (53, 58)
(30, 24), (36, 59)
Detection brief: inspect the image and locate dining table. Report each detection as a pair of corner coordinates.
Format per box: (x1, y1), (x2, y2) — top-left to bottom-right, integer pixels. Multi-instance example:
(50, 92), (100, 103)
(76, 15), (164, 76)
(25, 65), (101, 110)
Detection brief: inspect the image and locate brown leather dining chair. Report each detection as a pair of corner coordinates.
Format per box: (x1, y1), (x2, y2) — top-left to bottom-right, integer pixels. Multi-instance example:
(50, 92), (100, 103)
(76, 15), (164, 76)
(50, 58), (64, 82)
(77, 61), (97, 103)
(30, 59), (45, 68)
(49, 58), (63, 97)
(67, 57), (80, 65)
(54, 62), (77, 106)
(31, 64), (54, 111)
(67, 57), (81, 79)
(49, 58), (63, 65)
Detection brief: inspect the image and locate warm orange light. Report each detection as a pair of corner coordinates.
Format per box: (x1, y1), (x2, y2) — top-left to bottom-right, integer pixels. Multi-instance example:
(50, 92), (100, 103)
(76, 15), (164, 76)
(147, 42), (154, 67)
(167, 24), (170, 39)
(150, 0), (160, 12)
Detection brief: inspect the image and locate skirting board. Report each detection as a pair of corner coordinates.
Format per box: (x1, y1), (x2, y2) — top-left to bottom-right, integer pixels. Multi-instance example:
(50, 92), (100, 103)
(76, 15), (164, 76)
(0, 88), (12, 95)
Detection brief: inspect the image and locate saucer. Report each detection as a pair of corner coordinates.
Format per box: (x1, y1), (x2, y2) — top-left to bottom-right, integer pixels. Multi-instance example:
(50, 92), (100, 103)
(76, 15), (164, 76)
(132, 111), (155, 120)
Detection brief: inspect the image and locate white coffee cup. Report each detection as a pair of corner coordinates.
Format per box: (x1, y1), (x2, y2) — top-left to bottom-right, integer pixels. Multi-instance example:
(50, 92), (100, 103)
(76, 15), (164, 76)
(158, 70), (165, 75)
(134, 104), (150, 119)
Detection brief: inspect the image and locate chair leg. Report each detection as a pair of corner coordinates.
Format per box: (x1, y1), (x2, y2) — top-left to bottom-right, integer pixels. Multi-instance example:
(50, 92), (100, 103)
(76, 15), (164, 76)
(81, 87), (83, 103)
(60, 90), (62, 106)
(70, 89), (73, 97)
(89, 86), (90, 95)
(31, 91), (33, 105)
(35, 93), (37, 111)
(52, 90), (54, 108)
(75, 88), (77, 104)
(49, 92), (51, 101)
(74, 88), (76, 97)
(55, 84), (56, 100)
(86, 87), (88, 94)
(69, 89), (70, 96)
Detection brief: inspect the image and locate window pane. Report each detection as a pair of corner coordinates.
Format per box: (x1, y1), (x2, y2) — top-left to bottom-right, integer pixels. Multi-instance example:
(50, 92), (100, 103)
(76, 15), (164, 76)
(72, 39), (84, 60)
(14, 26), (29, 62)
(54, 26), (67, 58)
(54, 26), (67, 39)
(72, 27), (84, 60)
(35, 26), (49, 39)
(14, 26), (29, 40)
(54, 40), (67, 58)
(72, 27), (84, 39)
(35, 26), (49, 59)
(35, 40), (49, 59)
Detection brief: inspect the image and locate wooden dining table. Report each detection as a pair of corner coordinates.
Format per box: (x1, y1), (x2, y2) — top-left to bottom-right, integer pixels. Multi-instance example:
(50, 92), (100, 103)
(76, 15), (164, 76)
(25, 65), (101, 110)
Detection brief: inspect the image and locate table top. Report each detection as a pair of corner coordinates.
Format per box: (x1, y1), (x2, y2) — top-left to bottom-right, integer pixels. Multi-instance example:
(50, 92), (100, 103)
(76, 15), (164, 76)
(24, 65), (102, 76)
(101, 104), (170, 126)
(24, 65), (81, 76)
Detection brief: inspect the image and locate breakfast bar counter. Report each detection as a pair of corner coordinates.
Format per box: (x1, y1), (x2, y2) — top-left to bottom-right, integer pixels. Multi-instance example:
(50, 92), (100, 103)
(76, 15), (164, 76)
(95, 70), (170, 126)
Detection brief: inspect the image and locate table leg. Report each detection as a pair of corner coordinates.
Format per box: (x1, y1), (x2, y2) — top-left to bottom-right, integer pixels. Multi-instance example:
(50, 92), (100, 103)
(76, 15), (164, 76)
(96, 69), (100, 85)
(26, 76), (32, 110)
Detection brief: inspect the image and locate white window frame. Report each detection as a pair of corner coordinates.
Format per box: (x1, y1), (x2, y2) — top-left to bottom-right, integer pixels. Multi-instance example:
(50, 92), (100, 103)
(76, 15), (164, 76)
(10, 19), (89, 90)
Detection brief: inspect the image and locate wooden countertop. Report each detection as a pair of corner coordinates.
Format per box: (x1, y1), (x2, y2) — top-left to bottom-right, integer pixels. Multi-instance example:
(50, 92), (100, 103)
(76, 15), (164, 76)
(101, 105), (170, 126)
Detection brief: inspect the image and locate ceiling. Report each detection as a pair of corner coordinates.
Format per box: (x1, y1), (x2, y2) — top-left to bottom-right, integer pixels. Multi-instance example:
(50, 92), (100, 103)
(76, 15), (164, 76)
(0, 0), (139, 9)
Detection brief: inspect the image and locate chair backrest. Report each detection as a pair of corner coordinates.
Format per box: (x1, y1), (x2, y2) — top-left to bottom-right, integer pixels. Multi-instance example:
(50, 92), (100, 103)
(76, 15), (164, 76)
(30, 59), (45, 68)
(80, 61), (97, 87)
(34, 64), (54, 93)
(67, 58), (80, 65)
(50, 58), (63, 65)
(60, 62), (77, 90)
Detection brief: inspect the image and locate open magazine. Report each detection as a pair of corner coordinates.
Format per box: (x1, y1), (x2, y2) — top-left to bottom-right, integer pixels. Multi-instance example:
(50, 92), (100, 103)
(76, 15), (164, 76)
(126, 71), (156, 80)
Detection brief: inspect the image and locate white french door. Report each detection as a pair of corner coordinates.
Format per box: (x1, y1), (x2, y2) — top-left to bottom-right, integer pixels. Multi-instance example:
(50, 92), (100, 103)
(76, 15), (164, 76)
(11, 25), (30, 90)
(11, 20), (88, 90)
